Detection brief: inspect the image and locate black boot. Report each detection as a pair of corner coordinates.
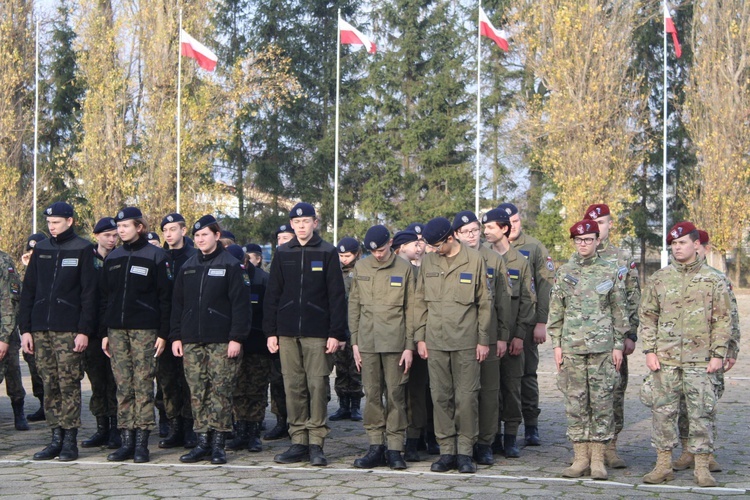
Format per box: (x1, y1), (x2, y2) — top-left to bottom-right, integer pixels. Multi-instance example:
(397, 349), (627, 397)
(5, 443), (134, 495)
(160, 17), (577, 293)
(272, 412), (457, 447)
(329, 396), (351, 421)
(11, 400), (29, 431)
(524, 425), (541, 446)
(82, 416), (109, 447)
(226, 420), (249, 451)
(211, 431), (227, 464)
(264, 416), (289, 440)
(404, 438), (421, 462)
(309, 444), (327, 466)
(247, 422), (262, 453)
(274, 444), (309, 464)
(157, 407), (169, 438)
(106, 416), (121, 449)
(107, 429), (135, 461)
(134, 429), (150, 463)
(504, 434), (520, 458)
(349, 397), (363, 422)
(159, 417), (185, 448)
(430, 454), (457, 472)
(457, 454), (477, 473)
(180, 432), (211, 463)
(183, 418), (198, 448)
(353, 445), (386, 469)
(27, 397), (45, 422)
(425, 431), (440, 455)
(473, 443), (495, 465)
(59, 428), (79, 461)
(491, 433), (504, 455)
(33, 427), (64, 460)
(387, 450), (407, 470)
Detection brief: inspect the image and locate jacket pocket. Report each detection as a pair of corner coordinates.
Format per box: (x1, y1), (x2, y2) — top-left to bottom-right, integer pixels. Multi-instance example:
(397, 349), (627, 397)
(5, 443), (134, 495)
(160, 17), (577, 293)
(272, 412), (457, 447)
(307, 302), (326, 314)
(279, 300), (294, 311)
(57, 298), (77, 309)
(136, 299), (157, 313)
(208, 308), (230, 320)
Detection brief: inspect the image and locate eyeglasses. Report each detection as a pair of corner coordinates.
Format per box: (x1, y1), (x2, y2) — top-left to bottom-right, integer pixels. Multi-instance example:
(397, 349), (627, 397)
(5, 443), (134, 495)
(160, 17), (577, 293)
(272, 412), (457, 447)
(573, 237), (596, 245)
(427, 239), (448, 251)
(457, 228), (480, 236)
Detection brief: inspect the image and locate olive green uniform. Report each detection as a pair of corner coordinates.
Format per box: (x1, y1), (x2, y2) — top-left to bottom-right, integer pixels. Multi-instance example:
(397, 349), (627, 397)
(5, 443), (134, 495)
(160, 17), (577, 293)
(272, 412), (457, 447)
(414, 243), (491, 456)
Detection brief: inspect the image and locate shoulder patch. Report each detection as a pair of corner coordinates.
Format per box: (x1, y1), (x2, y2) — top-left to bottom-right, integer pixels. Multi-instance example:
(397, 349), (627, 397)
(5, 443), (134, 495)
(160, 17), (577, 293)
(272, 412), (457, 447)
(617, 266), (627, 281)
(531, 276), (536, 294)
(546, 256), (555, 271)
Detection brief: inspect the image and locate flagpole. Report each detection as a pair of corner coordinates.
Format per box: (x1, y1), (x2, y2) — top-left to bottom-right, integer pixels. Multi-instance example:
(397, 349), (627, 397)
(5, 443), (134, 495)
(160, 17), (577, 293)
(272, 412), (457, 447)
(176, 9), (183, 213)
(475, 3), (482, 215)
(333, 10), (341, 244)
(661, 1), (668, 268)
(33, 18), (39, 234)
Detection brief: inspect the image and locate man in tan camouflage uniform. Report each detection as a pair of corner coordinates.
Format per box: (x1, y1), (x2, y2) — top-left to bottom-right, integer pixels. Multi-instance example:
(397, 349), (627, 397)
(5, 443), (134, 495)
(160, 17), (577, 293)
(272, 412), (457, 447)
(640, 222), (732, 487)
(548, 219), (629, 480)
(0, 250), (22, 410)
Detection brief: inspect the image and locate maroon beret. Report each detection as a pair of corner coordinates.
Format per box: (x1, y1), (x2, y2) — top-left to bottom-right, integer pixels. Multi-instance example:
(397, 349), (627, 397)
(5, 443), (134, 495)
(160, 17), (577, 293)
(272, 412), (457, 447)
(667, 221), (697, 244)
(583, 204), (610, 220)
(569, 220), (600, 238)
(697, 230), (709, 245)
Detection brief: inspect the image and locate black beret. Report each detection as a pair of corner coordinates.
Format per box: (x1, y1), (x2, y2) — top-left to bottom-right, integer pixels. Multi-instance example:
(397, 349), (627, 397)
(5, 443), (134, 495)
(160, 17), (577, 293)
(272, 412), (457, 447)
(115, 207), (143, 222)
(289, 202), (316, 219)
(44, 202), (74, 218)
(405, 222), (424, 235)
(226, 244), (245, 261)
(192, 214), (218, 235)
(275, 224), (295, 236)
(160, 213), (185, 230)
(337, 237), (360, 254)
(452, 211), (479, 231)
(146, 232), (161, 242)
(392, 230), (419, 248)
(93, 217), (117, 234)
(221, 230), (236, 242)
(482, 208), (511, 226)
(422, 217), (453, 246)
(364, 225), (390, 251)
(244, 243), (263, 254)
(497, 203), (519, 217)
(26, 233), (47, 251)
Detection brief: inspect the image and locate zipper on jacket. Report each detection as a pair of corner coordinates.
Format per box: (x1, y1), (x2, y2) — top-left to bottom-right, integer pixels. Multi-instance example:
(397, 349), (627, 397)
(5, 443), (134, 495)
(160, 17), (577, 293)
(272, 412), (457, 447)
(298, 247), (305, 334)
(47, 248), (63, 325)
(121, 251), (133, 325)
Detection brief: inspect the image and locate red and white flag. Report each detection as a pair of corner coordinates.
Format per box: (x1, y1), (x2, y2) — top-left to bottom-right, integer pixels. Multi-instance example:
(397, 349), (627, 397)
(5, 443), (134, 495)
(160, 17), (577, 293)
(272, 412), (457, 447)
(339, 18), (376, 54)
(664, 1), (682, 58)
(180, 29), (218, 71)
(479, 7), (509, 51)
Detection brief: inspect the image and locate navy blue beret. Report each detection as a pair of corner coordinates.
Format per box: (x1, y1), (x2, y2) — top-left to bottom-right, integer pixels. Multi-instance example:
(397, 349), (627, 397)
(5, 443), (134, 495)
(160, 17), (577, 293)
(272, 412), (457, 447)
(275, 224), (295, 236)
(115, 207), (143, 222)
(226, 244), (246, 261)
(337, 237), (360, 254)
(405, 222), (424, 236)
(452, 211), (479, 231)
(146, 232), (160, 242)
(482, 208), (511, 226)
(392, 230), (419, 248)
(423, 217), (453, 246)
(45, 202), (74, 218)
(244, 243), (263, 254)
(497, 203), (519, 217)
(289, 202), (316, 219)
(221, 230), (236, 242)
(192, 214), (218, 235)
(93, 217), (117, 234)
(160, 213), (185, 230)
(364, 225), (390, 251)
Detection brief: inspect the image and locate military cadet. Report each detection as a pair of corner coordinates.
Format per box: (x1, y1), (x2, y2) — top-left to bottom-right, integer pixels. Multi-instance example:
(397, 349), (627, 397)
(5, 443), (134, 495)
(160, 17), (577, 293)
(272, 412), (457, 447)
(670, 229), (739, 476)
(3, 330), (29, 430)
(0, 248), (25, 430)
(502, 202), (555, 446)
(157, 213), (198, 450)
(20, 202), (98, 461)
(640, 222), (732, 487)
(264, 203), (347, 466)
(227, 243), (270, 453)
(101, 207), (172, 463)
(330, 237), (364, 422)
(582, 204), (640, 468)
(146, 232), (161, 247)
(81, 217), (121, 449)
(244, 243), (266, 272)
(349, 225), (415, 470)
(404, 223), (427, 265)
(414, 217), (491, 474)
(452, 211), (511, 466)
(263, 224), (295, 442)
(221, 230), (236, 243)
(483, 208), (536, 458)
(171, 217), (250, 465)
(393, 230), (424, 266)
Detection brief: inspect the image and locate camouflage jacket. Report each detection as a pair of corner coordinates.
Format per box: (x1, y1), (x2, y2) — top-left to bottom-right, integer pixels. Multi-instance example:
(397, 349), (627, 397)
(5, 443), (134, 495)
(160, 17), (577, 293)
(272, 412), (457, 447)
(638, 257), (732, 366)
(0, 251), (21, 344)
(594, 239), (640, 338)
(510, 231), (555, 324)
(548, 253), (629, 354)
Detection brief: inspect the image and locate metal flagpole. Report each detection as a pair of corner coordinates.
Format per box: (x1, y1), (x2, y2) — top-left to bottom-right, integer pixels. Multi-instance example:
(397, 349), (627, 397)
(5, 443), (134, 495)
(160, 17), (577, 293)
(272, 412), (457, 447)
(333, 9), (341, 244)
(176, 9), (183, 213)
(475, 2), (482, 215)
(661, 0), (669, 268)
(33, 18), (39, 233)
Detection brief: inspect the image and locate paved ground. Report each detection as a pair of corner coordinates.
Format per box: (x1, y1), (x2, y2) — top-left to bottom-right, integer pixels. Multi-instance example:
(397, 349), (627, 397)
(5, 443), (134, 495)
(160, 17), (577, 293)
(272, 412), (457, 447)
(2, 292), (750, 498)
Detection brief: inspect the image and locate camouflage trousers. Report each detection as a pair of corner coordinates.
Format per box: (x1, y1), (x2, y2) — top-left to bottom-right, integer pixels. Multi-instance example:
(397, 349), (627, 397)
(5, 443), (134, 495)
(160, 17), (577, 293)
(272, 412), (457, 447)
(4, 332), (26, 402)
(361, 352), (409, 451)
(332, 343), (364, 399)
(498, 349), (524, 435)
(477, 353), (499, 445)
(406, 354), (434, 439)
(522, 329), (541, 425)
(84, 339), (117, 417)
(613, 354), (629, 435)
(183, 343), (240, 433)
(233, 353), (270, 422)
(108, 329), (158, 431)
(678, 368), (724, 441)
(556, 352), (617, 443)
(644, 365), (719, 454)
(157, 344), (192, 420)
(269, 355), (287, 418)
(33, 331), (84, 429)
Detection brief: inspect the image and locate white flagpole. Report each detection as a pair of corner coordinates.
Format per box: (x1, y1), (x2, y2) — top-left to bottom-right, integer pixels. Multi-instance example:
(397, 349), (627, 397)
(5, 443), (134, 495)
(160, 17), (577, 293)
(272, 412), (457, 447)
(333, 9), (341, 244)
(661, 1), (669, 267)
(475, 3), (482, 215)
(176, 9), (183, 213)
(33, 18), (39, 234)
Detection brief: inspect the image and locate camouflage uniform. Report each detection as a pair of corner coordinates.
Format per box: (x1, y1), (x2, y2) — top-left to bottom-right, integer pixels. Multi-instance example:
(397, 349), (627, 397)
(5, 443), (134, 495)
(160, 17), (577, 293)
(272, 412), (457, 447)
(639, 257), (732, 454)
(234, 354), (270, 422)
(0, 252), (22, 387)
(183, 343), (240, 432)
(4, 331), (26, 403)
(108, 329), (159, 430)
(548, 253), (629, 443)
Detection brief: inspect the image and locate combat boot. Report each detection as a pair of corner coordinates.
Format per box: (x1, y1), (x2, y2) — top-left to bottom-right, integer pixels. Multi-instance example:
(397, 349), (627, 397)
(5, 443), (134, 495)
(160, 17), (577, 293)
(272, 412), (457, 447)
(425, 431), (440, 455)
(183, 418), (198, 448)
(58, 428), (79, 461)
(562, 442), (590, 478)
(430, 454), (457, 472)
(211, 431), (227, 465)
(226, 420), (248, 450)
(159, 417), (184, 448)
(274, 444), (309, 464)
(82, 416), (109, 447)
(11, 400), (29, 431)
(387, 450), (407, 470)
(27, 396), (45, 422)
(504, 434), (520, 458)
(709, 454), (721, 472)
(247, 422), (262, 452)
(350, 397), (363, 421)
(157, 406), (169, 438)
(106, 416), (121, 449)
(643, 449), (674, 484)
(589, 442), (608, 480)
(404, 438), (420, 462)
(473, 443), (494, 465)
(33, 427), (64, 460)
(525, 425), (541, 446)
(329, 396), (351, 421)
(309, 445), (328, 466)
(604, 435), (626, 468)
(134, 429), (150, 463)
(180, 432), (211, 463)
(107, 429), (135, 461)
(353, 445), (386, 468)
(264, 415), (289, 440)
(694, 454), (717, 487)
(672, 438), (694, 470)
(491, 433), (504, 455)
(457, 454), (477, 473)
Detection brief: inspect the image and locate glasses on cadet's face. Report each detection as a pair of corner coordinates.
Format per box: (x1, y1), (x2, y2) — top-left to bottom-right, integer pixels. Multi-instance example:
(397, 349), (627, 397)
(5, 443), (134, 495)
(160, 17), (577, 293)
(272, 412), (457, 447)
(427, 239), (448, 251)
(457, 228), (480, 236)
(573, 237), (596, 245)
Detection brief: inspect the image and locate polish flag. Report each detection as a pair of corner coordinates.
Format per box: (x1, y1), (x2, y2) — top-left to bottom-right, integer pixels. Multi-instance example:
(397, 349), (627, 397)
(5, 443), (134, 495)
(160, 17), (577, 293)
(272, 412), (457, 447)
(339, 18), (376, 54)
(664, 2), (682, 58)
(180, 29), (218, 71)
(479, 7), (509, 51)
